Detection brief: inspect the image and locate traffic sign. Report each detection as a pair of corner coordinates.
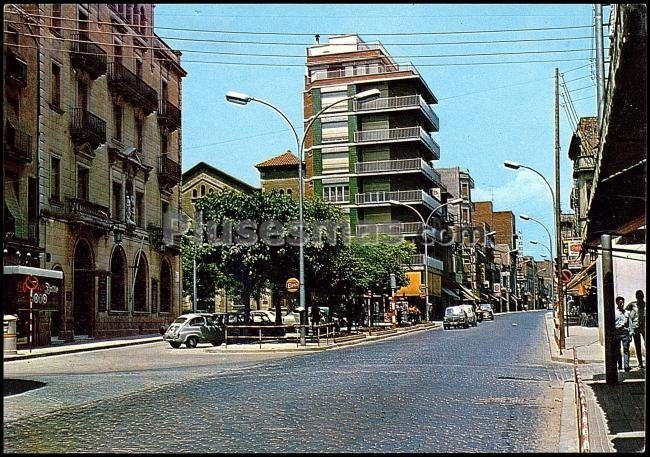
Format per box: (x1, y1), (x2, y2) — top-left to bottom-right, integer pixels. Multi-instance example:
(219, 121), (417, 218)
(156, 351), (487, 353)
(561, 269), (573, 284)
(23, 275), (39, 291)
(285, 277), (300, 293)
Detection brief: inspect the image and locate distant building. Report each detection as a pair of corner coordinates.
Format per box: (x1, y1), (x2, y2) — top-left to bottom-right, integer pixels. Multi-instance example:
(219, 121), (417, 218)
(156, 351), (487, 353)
(255, 150), (302, 199)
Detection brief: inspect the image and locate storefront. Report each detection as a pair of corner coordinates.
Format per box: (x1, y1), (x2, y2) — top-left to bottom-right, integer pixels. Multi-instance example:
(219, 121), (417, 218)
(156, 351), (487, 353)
(3, 266), (64, 347)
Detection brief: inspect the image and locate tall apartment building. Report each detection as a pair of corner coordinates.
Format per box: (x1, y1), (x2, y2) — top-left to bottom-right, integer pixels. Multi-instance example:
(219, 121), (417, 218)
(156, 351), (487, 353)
(303, 35), (446, 317)
(3, 4), (186, 342)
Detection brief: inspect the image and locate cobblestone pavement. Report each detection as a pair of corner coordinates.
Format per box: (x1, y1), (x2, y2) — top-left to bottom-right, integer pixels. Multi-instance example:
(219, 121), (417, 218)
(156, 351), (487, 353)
(3, 311), (572, 453)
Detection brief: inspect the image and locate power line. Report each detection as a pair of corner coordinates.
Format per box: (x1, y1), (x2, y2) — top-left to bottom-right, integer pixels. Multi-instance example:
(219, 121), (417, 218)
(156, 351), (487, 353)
(571, 94), (596, 102)
(184, 129), (292, 150)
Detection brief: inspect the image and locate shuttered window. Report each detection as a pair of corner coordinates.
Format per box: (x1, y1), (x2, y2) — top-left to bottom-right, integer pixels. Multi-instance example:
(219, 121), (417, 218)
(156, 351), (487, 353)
(321, 119), (348, 143)
(321, 90), (348, 112)
(322, 152), (349, 174)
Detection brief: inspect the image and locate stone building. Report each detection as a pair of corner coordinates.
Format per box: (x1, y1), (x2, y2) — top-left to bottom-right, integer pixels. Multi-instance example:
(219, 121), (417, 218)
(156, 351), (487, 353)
(3, 4), (187, 341)
(255, 150), (301, 199)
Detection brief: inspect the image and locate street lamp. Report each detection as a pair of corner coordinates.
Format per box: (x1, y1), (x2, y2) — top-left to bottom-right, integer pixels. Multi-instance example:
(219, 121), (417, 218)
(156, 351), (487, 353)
(506, 160), (564, 348)
(520, 214), (555, 305)
(226, 88), (380, 345)
(387, 197), (463, 321)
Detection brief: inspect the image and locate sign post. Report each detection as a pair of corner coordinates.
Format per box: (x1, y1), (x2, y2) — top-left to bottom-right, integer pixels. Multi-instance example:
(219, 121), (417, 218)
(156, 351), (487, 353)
(23, 275), (39, 353)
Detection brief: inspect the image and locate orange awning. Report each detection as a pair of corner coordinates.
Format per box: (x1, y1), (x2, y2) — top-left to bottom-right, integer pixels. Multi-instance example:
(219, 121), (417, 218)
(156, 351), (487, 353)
(565, 260), (597, 296)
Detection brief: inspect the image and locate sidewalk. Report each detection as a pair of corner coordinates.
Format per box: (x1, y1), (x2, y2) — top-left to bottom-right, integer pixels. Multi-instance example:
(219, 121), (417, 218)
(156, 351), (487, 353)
(3, 323), (441, 361)
(544, 312), (646, 453)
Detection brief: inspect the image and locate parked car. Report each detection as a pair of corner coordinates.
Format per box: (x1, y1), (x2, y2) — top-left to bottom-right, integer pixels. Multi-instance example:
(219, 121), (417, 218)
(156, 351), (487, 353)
(163, 313), (225, 348)
(460, 304), (478, 327)
(478, 303), (495, 320)
(443, 306), (469, 329)
(250, 311), (286, 337)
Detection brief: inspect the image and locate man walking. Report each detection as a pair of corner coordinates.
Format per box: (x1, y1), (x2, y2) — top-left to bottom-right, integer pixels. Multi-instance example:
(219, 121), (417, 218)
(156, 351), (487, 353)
(614, 296), (633, 372)
(628, 290), (645, 368)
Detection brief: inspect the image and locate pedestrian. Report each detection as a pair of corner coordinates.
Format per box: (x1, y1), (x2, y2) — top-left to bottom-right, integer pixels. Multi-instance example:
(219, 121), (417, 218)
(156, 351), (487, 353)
(627, 295), (644, 368)
(310, 304), (321, 334)
(614, 296), (633, 372)
(396, 306), (403, 326)
(630, 289), (646, 353)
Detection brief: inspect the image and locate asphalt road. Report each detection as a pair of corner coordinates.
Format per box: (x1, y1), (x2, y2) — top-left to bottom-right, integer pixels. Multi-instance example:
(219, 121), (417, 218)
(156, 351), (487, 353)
(3, 310), (572, 452)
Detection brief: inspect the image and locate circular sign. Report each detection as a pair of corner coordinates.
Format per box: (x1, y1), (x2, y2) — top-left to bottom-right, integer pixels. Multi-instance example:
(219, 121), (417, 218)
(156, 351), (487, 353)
(23, 275), (39, 291)
(561, 269), (573, 284)
(286, 278), (300, 293)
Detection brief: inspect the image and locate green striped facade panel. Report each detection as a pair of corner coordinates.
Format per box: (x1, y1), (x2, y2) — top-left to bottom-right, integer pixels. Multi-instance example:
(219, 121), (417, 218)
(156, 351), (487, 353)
(313, 179), (323, 198)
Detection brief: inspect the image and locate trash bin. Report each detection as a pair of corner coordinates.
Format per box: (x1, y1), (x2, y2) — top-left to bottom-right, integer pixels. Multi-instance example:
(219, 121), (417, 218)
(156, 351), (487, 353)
(4, 315), (18, 355)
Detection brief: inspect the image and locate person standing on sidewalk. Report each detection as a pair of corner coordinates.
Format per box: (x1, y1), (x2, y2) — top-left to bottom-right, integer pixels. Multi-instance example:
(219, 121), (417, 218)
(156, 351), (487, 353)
(627, 291), (645, 368)
(631, 290), (645, 350)
(614, 297), (633, 372)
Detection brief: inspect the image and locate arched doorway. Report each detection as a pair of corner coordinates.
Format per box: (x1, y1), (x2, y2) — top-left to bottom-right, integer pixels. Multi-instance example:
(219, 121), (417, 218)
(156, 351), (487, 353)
(73, 239), (95, 336)
(133, 251), (149, 312)
(110, 246), (127, 311)
(160, 258), (172, 313)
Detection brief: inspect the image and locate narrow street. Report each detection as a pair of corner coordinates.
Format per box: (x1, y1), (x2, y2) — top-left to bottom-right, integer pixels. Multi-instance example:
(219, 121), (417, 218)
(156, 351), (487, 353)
(3, 311), (572, 453)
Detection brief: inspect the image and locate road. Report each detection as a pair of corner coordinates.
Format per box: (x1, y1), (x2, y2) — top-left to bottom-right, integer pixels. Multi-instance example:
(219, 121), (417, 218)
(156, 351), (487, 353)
(3, 310), (572, 452)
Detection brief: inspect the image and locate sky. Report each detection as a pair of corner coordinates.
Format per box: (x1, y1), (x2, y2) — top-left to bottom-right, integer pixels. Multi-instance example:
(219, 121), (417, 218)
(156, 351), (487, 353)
(154, 3), (605, 261)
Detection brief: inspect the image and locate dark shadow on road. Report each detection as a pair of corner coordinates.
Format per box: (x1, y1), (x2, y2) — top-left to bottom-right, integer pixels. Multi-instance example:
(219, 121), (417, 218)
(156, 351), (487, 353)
(589, 374), (645, 453)
(3, 379), (47, 397)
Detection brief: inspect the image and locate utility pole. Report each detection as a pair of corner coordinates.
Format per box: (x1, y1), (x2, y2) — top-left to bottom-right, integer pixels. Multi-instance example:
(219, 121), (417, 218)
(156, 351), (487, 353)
(594, 4), (606, 125)
(555, 67), (565, 351)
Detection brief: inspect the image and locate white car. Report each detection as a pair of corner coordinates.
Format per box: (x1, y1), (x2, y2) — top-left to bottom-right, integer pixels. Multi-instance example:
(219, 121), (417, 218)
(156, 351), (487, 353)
(460, 304), (478, 327)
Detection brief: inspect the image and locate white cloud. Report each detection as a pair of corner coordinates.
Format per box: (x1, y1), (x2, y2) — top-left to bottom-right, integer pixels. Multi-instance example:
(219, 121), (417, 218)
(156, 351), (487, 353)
(473, 171), (551, 208)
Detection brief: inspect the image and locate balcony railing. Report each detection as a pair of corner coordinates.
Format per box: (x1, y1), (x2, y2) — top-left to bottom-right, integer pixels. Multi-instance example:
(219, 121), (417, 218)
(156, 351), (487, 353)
(355, 158), (441, 185)
(5, 50), (27, 88)
(309, 62), (420, 83)
(356, 221), (427, 237)
(355, 189), (440, 210)
(158, 155), (181, 187)
(354, 126), (440, 159)
(148, 224), (181, 251)
(70, 108), (107, 150)
(354, 95), (439, 131)
(410, 254), (444, 271)
(157, 99), (182, 131)
(108, 61), (158, 114)
(573, 154), (597, 174)
(4, 121), (33, 163)
(70, 33), (107, 80)
(66, 197), (110, 222)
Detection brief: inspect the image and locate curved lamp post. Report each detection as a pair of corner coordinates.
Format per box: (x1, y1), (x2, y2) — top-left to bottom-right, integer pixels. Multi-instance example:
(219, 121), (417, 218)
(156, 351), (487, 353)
(521, 214), (555, 306)
(226, 88), (380, 345)
(387, 197), (464, 321)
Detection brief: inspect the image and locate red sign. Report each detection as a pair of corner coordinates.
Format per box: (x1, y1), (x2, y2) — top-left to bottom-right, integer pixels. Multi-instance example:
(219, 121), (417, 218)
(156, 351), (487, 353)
(285, 278), (300, 293)
(561, 269), (573, 284)
(22, 275), (39, 291)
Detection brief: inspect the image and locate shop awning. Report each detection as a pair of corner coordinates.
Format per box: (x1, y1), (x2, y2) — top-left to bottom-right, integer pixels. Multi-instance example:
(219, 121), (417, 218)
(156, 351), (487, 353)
(442, 287), (461, 300)
(458, 284), (480, 301)
(566, 260), (597, 296)
(3, 266), (63, 279)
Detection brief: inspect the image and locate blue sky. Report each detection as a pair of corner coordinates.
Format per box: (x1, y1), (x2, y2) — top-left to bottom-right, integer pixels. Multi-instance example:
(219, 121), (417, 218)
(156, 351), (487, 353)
(154, 3), (602, 260)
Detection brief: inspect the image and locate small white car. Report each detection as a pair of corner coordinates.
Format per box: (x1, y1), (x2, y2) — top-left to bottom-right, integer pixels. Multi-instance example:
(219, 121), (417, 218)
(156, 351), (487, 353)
(162, 313), (224, 348)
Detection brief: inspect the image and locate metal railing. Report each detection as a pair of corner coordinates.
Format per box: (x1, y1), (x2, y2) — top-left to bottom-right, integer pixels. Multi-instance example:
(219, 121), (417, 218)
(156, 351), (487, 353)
(108, 61), (158, 113)
(356, 221), (426, 237)
(70, 33), (107, 79)
(157, 99), (182, 129)
(355, 158), (441, 184)
(309, 62), (419, 82)
(354, 126), (440, 158)
(158, 155), (181, 184)
(354, 95), (439, 130)
(4, 121), (32, 162)
(66, 197), (110, 220)
(573, 347), (590, 453)
(222, 323), (341, 348)
(70, 108), (107, 147)
(355, 189), (440, 210)
(5, 50), (27, 88)
(410, 254), (444, 270)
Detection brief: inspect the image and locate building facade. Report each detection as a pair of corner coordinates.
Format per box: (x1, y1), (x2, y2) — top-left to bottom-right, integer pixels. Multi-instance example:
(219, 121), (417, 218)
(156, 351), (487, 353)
(255, 150), (301, 199)
(3, 4), (187, 342)
(303, 34), (447, 318)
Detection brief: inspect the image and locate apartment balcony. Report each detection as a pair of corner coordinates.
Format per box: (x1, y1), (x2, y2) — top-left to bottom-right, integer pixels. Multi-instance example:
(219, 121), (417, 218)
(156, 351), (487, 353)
(70, 108), (107, 151)
(4, 121), (33, 163)
(148, 224), (181, 253)
(309, 62), (421, 83)
(410, 254), (444, 271)
(70, 33), (107, 80)
(354, 126), (440, 160)
(356, 221), (434, 237)
(65, 197), (111, 231)
(157, 99), (181, 131)
(572, 154), (597, 177)
(353, 95), (439, 132)
(355, 158), (441, 186)
(108, 61), (158, 114)
(4, 50), (27, 88)
(355, 189), (440, 210)
(158, 155), (181, 188)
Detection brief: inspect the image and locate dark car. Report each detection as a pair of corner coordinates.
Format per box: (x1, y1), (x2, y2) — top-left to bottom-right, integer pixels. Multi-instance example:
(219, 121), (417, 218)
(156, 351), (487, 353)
(443, 306), (469, 329)
(477, 303), (495, 320)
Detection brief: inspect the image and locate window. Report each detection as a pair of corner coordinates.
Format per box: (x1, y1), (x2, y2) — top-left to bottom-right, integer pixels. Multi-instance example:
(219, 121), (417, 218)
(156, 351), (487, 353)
(78, 9), (89, 38)
(321, 120), (348, 143)
(135, 58), (143, 79)
(135, 117), (143, 151)
(51, 63), (61, 108)
(287, 189), (293, 196)
(160, 259), (172, 313)
(321, 90), (348, 112)
(77, 80), (88, 111)
(322, 151), (349, 174)
(77, 166), (89, 201)
(192, 189), (197, 198)
(50, 156), (61, 201)
(189, 317), (205, 327)
(114, 41), (123, 65)
(160, 132), (168, 156)
(162, 80), (168, 102)
(462, 208), (470, 224)
(161, 201), (170, 232)
(460, 182), (469, 198)
(113, 103), (122, 140)
(51, 4), (62, 35)
(323, 184), (349, 202)
(133, 252), (148, 312)
(110, 246), (126, 311)
(200, 185), (205, 196)
(112, 182), (122, 220)
(135, 191), (144, 227)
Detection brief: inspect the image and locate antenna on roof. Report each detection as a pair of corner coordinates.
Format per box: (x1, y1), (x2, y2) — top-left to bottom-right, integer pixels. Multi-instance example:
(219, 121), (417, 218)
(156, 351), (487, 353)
(315, 34), (320, 44)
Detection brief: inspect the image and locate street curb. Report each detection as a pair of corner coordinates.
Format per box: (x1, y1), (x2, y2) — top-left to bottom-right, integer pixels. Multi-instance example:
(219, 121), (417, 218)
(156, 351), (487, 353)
(3, 336), (162, 362)
(559, 380), (579, 452)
